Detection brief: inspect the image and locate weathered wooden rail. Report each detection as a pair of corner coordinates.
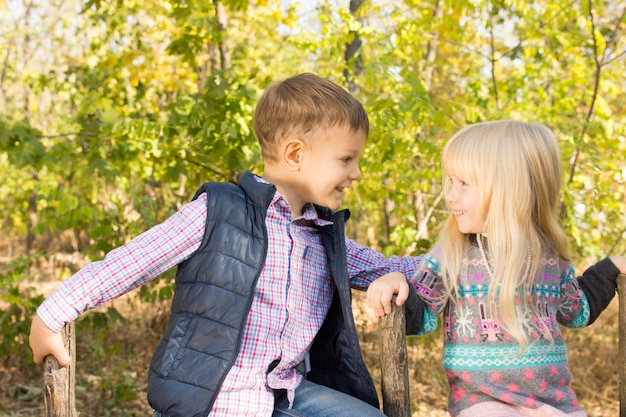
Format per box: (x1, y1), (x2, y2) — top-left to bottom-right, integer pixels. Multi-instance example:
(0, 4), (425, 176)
(379, 295), (411, 416)
(43, 322), (77, 417)
(43, 274), (626, 417)
(618, 273), (626, 417)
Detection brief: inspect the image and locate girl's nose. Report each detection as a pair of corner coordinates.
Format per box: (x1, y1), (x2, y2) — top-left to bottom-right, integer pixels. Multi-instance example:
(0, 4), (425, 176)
(446, 187), (459, 204)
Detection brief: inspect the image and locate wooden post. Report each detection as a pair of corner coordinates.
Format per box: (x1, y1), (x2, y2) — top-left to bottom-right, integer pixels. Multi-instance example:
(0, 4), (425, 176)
(618, 274), (626, 417)
(379, 296), (411, 417)
(43, 322), (77, 417)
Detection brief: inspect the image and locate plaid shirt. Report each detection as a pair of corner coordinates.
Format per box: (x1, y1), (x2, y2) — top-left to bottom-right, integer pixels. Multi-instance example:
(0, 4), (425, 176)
(38, 181), (422, 416)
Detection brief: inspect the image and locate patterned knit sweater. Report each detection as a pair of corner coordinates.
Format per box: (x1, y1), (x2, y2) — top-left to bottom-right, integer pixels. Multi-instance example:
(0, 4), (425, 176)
(412, 238), (589, 417)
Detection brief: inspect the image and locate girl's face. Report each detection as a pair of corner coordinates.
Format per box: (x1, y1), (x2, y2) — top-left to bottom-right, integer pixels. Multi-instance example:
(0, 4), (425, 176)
(445, 175), (485, 234)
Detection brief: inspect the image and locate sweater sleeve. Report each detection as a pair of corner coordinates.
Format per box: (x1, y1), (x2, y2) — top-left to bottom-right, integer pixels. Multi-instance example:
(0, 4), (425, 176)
(577, 257), (620, 325)
(404, 279), (425, 335)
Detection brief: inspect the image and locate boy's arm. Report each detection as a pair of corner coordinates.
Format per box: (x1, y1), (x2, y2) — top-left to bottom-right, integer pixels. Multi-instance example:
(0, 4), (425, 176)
(344, 239), (425, 334)
(29, 313), (70, 366)
(344, 239), (423, 290)
(30, 193), (208, 371)
(577, 256), (626, 325)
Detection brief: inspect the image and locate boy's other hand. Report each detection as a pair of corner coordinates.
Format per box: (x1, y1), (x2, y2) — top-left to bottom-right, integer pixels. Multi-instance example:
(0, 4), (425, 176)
(367, 271), (409, 318)
(29, 313), (71, 367)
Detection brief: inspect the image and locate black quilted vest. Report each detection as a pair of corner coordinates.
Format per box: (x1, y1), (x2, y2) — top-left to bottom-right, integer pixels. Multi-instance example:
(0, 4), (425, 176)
(147, 171), (379, 417)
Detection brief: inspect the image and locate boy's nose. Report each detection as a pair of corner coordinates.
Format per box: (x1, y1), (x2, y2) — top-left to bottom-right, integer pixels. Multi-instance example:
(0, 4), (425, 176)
(350, 164), (361, 180)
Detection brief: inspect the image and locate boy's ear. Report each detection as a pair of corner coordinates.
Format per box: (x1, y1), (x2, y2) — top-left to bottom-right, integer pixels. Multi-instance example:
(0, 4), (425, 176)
(282, 139), (304, 171)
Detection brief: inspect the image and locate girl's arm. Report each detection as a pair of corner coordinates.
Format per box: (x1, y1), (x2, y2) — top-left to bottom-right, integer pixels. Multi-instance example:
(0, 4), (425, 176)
(407, 253), (447, 335)
(577, 256), (626, 325)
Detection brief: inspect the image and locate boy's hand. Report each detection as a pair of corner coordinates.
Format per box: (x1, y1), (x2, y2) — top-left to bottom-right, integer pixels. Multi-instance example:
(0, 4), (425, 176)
(29, 313), (71, 367)
(367, 271), (410, 318)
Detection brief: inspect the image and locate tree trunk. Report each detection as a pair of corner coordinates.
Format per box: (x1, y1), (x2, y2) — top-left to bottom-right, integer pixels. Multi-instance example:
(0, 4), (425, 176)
(26, 170), (39, 254)
(44, 323), (77, 417)
(379, 296), (411, 417)
(215, 1), (231, 70)
(423, 0), (442, 88)
(344, 0), (365, 93)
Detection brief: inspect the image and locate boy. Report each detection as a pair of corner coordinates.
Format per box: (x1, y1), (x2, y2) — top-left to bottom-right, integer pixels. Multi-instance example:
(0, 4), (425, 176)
(30, 73), (423, 417)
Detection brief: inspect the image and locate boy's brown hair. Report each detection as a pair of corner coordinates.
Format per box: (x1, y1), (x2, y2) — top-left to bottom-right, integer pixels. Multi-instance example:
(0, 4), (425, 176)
(253, 73), (369, 162)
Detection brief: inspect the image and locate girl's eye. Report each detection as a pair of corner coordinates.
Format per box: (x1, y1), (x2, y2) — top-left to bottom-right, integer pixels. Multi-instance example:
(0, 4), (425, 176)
(342, 157), (352, 163)
(447, 177), (467, 186)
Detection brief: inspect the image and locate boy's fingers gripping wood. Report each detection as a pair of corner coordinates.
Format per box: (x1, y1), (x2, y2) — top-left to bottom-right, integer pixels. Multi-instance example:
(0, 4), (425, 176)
(30, 314), (71, 366)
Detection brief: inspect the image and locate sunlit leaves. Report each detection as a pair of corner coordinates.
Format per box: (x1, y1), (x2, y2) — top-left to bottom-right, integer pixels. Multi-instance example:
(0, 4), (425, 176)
(0, 0), (625, 262)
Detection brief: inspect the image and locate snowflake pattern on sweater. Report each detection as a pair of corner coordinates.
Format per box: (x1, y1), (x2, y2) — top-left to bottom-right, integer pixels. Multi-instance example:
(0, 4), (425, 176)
(412, 239), (590, 417)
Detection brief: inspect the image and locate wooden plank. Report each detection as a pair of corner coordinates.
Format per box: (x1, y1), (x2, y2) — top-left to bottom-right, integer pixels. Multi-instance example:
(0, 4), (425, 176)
(617, 274), (626, 417)
(43, 322), (77, 417)
(379, 296), (411, 417)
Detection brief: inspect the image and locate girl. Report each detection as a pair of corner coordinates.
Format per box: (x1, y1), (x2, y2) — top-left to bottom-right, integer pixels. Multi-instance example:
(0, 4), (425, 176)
(397, 120), (624, 416)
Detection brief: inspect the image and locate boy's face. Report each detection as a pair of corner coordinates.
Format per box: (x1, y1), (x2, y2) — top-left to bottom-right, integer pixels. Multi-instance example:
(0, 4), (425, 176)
(294, 124), (366, 211)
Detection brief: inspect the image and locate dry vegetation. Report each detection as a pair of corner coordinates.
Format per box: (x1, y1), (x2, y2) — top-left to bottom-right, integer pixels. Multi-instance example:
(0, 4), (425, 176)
(0, 255), (621, 417)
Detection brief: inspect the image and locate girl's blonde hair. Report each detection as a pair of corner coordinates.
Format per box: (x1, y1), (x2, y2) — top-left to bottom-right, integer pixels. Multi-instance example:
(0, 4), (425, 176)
(437, 120), (570, 349)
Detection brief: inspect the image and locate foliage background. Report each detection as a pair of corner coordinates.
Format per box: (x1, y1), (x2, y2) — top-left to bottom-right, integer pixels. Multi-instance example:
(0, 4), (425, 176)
(0, 0), (625, 416)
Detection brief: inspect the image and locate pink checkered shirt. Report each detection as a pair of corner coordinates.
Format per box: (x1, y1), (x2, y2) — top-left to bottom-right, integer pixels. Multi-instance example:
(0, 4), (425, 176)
(38, 181), (421, 416)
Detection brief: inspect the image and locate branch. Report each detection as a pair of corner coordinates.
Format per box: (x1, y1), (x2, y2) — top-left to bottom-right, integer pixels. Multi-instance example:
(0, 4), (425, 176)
(344, 0), (365, 93)
(606, 48), (626, 65)
(566, 0), (602, 186)
(0, 41), (12, 94)
(602, 5), (626, 62)
(607, 227), (626, 256)
(176, 154), (227, 180)
(488, 9), (500, 111)
(37, 132), (97, 139)
(415, 189), (444, 242)
(214, 1), (230, 70)
(1, 0), (35, 94)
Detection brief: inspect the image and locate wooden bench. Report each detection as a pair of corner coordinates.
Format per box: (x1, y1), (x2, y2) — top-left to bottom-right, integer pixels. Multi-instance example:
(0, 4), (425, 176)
(44, 274), (626, 417)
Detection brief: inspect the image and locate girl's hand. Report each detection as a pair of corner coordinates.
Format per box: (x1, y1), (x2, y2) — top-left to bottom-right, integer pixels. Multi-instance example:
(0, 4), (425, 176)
(367, 271), (409, 318)
(29, 313), (71, 367)
(610, 256), (626, 275)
